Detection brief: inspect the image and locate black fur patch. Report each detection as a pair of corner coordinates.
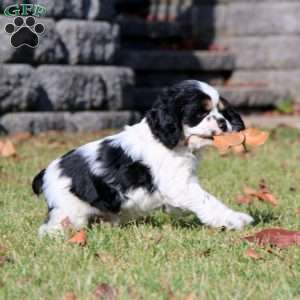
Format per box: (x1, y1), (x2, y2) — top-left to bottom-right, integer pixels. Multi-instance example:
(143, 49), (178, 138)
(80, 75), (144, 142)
(32, 169), (45, 195)
(219, 97), (245, 131)
(146, 80), (215, 148)
(59, 140), (156, 214)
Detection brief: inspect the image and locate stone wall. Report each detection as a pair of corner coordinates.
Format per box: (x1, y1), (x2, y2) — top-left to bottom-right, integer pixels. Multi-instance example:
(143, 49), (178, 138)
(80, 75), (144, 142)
(0, 0), (141, 134)
(0, 0), (298, 133)
(134, 0), (300, 100)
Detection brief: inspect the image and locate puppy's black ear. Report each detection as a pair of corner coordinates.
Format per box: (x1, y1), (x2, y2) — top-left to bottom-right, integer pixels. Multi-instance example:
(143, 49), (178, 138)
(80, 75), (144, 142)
(219, 97), (245, 131)
(146, 88), (182, 149)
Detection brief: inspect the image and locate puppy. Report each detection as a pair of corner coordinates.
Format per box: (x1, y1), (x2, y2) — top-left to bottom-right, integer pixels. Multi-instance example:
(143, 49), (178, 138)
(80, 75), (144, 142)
(32, 80), (253, 236)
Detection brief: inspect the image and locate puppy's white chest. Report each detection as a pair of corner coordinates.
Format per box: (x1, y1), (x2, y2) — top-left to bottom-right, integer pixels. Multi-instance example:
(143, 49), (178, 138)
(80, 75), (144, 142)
(120, 188), (163, 221)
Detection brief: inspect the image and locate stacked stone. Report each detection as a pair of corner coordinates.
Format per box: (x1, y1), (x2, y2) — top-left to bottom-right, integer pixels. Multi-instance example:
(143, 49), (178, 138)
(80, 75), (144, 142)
(116, 0), (291, 111)
(0, 0), (139, 134)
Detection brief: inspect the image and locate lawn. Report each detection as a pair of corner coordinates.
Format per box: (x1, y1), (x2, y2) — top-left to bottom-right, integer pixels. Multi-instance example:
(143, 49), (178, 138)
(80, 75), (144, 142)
(1, 128), (300, 300)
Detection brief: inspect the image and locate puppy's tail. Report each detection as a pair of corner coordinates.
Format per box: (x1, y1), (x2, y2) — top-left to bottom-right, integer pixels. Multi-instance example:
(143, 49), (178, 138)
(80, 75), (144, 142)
(32, 169), (45, 196)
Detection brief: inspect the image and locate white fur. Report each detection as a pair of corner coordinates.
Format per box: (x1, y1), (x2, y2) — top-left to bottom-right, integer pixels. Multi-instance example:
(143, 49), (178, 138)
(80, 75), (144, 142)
(197, 81), (219, 106)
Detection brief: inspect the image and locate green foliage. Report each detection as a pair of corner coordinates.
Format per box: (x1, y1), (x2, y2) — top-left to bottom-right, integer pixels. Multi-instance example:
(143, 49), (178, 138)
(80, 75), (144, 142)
(276, 99), (294, 114)
(1, 129), (300, 299)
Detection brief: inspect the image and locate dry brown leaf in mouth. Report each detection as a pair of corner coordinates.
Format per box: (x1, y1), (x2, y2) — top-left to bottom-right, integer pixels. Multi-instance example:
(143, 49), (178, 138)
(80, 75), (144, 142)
(213, 128), (269, 154)
(243, 128), (269, 147)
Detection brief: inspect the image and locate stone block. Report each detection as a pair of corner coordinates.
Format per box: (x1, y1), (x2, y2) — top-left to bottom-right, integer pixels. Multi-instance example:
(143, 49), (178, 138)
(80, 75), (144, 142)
(226, 2), (300, 35)
(218, 36), (300, 70)
(0, 111), (141, 134)
(0, 64), (41, 114)
(34, 66), (134, 111)
(57, 20), (119, 64)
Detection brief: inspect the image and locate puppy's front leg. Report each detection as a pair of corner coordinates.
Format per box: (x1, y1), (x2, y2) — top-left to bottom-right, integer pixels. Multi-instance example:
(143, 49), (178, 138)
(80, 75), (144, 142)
(165, 180), (253, 230)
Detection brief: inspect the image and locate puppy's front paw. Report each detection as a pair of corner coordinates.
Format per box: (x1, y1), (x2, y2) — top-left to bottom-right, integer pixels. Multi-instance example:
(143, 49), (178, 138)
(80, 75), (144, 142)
(223, 211), (254, 230)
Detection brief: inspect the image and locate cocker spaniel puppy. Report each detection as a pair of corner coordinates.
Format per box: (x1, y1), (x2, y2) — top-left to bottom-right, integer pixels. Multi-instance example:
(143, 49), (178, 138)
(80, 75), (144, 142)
(33, 80), (253, 236)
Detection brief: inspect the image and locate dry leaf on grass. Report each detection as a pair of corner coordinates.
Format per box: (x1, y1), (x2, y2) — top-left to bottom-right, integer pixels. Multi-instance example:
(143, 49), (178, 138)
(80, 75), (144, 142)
(245, 248), (262, 260)
(0, 256), (11, 267)
(94, 283), (118, 300)
(184, 293), (196, 300)
(63, 292), (77, 300)
(245, 228), (300, 249)
(236, 182), (278, 206)
(235, 194), (254, 205)
(0, 139), (16, 157)
(68, 230), (87, 246)
(168, 289), (176, 300)
(9, 132), (32, 144)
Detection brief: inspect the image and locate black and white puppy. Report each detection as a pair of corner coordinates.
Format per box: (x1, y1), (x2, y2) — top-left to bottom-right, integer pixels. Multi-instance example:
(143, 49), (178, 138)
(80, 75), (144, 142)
(33, 80), (253, 236)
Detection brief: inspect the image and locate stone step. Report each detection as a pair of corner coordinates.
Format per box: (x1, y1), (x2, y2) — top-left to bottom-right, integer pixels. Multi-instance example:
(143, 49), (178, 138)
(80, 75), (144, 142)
(132, 86), (287, 111)
(0, 65), (134, 114)
(135, 71), (229, 88)
(243, 115), (300, 129)
(231, 70), (300, 102)
(117, 1), (300, 36)
(117, 50), (235, 71)
(0, 111), (141, 134)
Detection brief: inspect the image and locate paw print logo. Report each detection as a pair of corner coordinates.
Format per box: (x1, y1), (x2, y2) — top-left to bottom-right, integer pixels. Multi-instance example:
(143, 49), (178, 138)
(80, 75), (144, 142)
(4, 16), (45, 48)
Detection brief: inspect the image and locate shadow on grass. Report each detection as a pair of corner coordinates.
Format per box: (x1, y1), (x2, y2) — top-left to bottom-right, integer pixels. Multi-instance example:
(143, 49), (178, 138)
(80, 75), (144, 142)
(248, 208), (279, 226)
(121, 213), (203, 230)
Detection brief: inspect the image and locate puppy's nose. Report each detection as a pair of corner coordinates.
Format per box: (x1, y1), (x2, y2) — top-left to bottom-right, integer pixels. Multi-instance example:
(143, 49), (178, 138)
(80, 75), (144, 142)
(217, 118), (228, 132)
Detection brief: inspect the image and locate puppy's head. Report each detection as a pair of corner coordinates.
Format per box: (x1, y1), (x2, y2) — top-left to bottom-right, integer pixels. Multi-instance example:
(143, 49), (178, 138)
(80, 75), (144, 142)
(146, 80), (245, 149)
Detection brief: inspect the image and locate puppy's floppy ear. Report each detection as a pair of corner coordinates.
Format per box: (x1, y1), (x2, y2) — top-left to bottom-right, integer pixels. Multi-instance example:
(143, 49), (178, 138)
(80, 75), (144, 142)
(146, 87), (182, 149)
(219, 97), (245, 131)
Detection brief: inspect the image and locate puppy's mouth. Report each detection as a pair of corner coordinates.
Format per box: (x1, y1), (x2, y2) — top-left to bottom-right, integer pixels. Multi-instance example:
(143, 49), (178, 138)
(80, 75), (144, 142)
(184, 134), (213, 146)
(188, 134), (214, 140)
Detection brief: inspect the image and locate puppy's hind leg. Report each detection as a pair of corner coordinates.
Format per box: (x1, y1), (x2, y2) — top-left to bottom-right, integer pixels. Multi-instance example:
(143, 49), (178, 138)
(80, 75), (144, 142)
(38, 207), (68, 237)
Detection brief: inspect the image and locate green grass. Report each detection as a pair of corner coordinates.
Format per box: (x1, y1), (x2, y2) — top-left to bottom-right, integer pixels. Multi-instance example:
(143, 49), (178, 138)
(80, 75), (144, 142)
(1, 128), (300, 300)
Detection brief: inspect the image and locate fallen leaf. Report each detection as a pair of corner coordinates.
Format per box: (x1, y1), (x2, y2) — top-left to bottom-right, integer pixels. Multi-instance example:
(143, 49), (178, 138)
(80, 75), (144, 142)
(68, 230), (87, 246)
(238, 183), (278, 206)
(245, 248), (262, 260)
(244, 186), (258, 196)
(0, 245), (7, 254)
(245, 228), (300, 249)
(0, 139), (16, 157)
(63, 292), (77, 300)
(296, 208), (300, 216)
(236, 194), (254, 205)
(184, 293), (196, 300)
(9, 132), (31, 144)
(94, 283), (118, 300)
(0, 256), (11, 267)
(255, 191), (278, 206)
(168, 289), (176, 300)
